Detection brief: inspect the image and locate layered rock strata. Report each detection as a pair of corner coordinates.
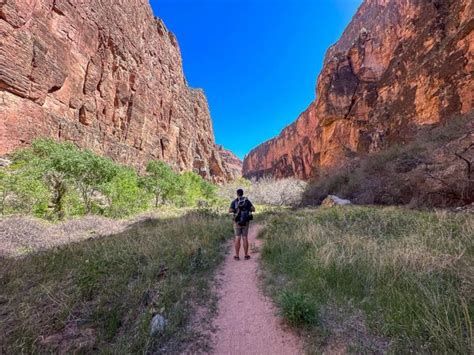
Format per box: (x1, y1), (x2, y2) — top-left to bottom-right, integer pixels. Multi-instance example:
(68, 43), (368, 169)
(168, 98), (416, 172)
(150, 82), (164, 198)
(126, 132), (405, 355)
(243, 0), (473, 180)
(0, 0), (241, 182)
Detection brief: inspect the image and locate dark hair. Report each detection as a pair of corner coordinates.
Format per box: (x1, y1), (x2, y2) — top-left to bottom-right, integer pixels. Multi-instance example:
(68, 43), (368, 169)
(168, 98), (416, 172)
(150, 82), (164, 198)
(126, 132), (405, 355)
(237, 189), (244, 197)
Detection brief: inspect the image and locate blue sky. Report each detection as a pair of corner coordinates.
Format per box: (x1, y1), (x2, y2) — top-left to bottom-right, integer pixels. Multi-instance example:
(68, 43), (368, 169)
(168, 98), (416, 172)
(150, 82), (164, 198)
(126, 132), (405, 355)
(149, 0), (362, 159)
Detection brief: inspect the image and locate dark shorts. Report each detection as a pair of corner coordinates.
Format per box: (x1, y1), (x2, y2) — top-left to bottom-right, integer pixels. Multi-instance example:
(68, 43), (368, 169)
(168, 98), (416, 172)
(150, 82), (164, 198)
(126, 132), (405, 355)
(234, 223), (249, 238)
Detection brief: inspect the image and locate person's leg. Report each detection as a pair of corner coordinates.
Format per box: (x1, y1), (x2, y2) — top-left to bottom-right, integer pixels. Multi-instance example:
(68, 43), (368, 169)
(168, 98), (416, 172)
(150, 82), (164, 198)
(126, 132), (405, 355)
(234, 235), (241, 258)
(242, 224), (250, 258)
(243, 236), (249, 257)
(233, 224), (241, 258)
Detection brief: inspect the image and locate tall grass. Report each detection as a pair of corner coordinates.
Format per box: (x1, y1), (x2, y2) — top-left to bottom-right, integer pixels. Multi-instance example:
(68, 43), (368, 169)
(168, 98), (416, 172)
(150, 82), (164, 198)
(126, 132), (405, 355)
(261, 206), (473, 353)
(0, 211), (232, 353)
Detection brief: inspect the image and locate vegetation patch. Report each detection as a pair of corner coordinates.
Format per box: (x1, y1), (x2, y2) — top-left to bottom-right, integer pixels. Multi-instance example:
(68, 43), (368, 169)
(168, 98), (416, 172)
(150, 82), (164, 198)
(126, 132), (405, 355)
(260, 206), (473, 353)
(303, 114), (473, 207)
(278, 289), (319, 327)
(0, 139), (219, 220)
(218, 176), (306, 206)
(0, 211), (232, 353)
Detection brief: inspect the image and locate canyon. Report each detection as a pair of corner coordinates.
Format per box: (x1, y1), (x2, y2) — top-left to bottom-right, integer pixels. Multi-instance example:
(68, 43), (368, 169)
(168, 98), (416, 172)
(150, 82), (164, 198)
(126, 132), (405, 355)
(0, 0), (241, 182)
(243, 0), (473, 182)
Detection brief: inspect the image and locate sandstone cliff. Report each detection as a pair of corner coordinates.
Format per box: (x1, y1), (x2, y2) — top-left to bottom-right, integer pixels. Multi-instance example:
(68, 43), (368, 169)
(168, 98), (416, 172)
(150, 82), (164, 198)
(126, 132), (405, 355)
(0, 0), (241, 182)
(243, 0), (473, 180)
(216, 145), (243, 180)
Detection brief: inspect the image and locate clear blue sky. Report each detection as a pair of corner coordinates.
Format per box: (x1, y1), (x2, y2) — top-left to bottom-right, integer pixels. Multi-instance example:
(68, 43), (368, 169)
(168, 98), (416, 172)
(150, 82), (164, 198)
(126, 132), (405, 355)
(149, 0), (362, 159)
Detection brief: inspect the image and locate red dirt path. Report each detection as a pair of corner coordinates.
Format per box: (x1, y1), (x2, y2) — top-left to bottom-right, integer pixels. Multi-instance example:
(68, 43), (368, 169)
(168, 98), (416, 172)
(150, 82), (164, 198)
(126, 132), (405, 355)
(211, 223), (302, 355)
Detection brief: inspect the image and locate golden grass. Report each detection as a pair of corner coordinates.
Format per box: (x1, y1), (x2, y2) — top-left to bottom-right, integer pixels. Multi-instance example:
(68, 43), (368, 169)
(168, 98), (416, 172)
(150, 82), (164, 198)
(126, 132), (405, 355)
(261, 206), (473, 353)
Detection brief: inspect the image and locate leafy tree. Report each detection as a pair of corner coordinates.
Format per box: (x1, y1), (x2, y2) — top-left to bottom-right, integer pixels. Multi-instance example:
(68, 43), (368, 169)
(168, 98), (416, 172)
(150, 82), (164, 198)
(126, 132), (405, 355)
(3, 139), (220, 219)
(176, 171), (217, 207)
(102, 167), (151, 217)
(0, 160), (49, 217)
(142, 160), (179, 207)
(24, 139), (118, 216)
(0, 168), (16, 216)
(25, 139), (76, 217)
(67, 150), (118, 213)
(0, 169), (10, 215)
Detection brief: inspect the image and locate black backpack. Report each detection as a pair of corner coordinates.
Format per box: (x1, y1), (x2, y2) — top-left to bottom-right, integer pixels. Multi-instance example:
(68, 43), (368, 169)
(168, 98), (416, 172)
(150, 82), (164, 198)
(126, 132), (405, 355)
(234, 197), (253, 226)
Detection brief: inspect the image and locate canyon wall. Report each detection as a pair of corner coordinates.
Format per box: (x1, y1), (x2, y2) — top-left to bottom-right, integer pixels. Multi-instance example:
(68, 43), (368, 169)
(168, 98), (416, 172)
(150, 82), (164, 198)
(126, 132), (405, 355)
(0, 0), (241, 182)
(243, 0), (473, 180)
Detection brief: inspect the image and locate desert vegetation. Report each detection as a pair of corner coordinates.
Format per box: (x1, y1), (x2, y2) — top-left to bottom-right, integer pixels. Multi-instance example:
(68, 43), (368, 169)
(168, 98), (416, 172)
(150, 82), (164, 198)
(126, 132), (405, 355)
(218, 176), (306, 206)
(260, 206), (473, 353)
(0, 139), (218, 219)
(304, 114), (474, 208)
(0, 211), (232, 353)
(2, 139), (473, 354)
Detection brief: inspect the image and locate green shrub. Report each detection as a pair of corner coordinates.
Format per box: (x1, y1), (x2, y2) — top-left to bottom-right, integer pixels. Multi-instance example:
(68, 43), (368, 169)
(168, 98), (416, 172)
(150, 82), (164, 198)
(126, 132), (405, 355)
(141, 160), (180, 207)
(8, 139), (120, 218)
(31, 140), (118, 214)
(2, 139), (221, 219)
(0, 158), (50, 217)
(102, 167), (151, 218)
(278, 289), (318, 327)
(141, 161), (217, 208)
(175, 171), (217, 207)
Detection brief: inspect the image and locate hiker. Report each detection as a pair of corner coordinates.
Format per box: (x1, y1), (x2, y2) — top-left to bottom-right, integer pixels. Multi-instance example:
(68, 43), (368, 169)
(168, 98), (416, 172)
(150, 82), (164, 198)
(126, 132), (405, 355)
(229, 188), (255, 260)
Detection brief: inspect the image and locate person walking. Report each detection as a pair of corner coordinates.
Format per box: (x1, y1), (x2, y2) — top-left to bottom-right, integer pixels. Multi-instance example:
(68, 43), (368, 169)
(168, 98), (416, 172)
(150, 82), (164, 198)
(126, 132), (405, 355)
(229, 189), (255, 260)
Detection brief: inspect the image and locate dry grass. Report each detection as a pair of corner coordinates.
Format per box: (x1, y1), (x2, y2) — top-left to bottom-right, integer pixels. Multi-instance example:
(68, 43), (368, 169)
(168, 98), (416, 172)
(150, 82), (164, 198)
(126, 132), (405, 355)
(0, 209), (186, 258)
(261, 206), (473, 353)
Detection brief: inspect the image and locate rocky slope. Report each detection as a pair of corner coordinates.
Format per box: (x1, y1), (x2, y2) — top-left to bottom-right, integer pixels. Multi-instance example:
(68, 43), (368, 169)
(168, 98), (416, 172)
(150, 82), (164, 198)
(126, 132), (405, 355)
(243, 0), (473, 180)
(0, 0), (241, 182)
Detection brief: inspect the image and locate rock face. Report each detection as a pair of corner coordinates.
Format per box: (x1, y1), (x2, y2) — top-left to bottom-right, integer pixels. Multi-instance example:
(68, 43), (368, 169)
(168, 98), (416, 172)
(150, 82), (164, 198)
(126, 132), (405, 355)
(243, 0), (473, 180)
(0, 0), (240, 183)
(215, 145), (243, 181)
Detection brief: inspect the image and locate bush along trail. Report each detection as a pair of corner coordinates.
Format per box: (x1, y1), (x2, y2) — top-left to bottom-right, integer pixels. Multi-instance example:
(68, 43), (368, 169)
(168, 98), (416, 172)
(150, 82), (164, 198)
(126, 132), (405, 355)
(0, 139), (220, 220)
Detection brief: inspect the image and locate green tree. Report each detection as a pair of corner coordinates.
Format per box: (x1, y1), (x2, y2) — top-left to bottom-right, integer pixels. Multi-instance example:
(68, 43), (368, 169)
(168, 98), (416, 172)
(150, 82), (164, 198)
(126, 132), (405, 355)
(176, 171), (217, 207)
(0, 159), (50, 217)
(25, 139), (76, 217)
(142, 160), (179, 207)
(27, 139), (118, 216)
(0, 168), (15, 215)
(67, 150), (118, 213)
(102, 167), (151, 217)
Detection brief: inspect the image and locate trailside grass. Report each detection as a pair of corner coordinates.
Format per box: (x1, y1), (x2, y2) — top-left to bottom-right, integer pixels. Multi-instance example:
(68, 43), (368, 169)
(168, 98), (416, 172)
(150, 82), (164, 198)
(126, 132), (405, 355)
(260, 206), (473, 353)
(0, 211), (232, 353)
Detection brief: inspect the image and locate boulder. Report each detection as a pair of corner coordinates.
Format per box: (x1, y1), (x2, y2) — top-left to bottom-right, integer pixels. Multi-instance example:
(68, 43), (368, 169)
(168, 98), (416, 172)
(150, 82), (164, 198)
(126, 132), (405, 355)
(321, 195), (351, 207)
(150, 314), (167, 336)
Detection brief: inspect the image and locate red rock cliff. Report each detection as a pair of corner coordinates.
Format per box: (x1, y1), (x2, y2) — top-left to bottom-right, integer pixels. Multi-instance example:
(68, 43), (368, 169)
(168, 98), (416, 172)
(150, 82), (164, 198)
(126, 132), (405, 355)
(0, 0), (240, 182)
(215, 145), (243, 180)
(243, 0), (473, 179)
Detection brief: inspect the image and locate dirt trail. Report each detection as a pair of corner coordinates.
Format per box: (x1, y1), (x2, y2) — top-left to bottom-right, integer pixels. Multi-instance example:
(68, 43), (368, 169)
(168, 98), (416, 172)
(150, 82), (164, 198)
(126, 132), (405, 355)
(211, 223), (302, 355)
